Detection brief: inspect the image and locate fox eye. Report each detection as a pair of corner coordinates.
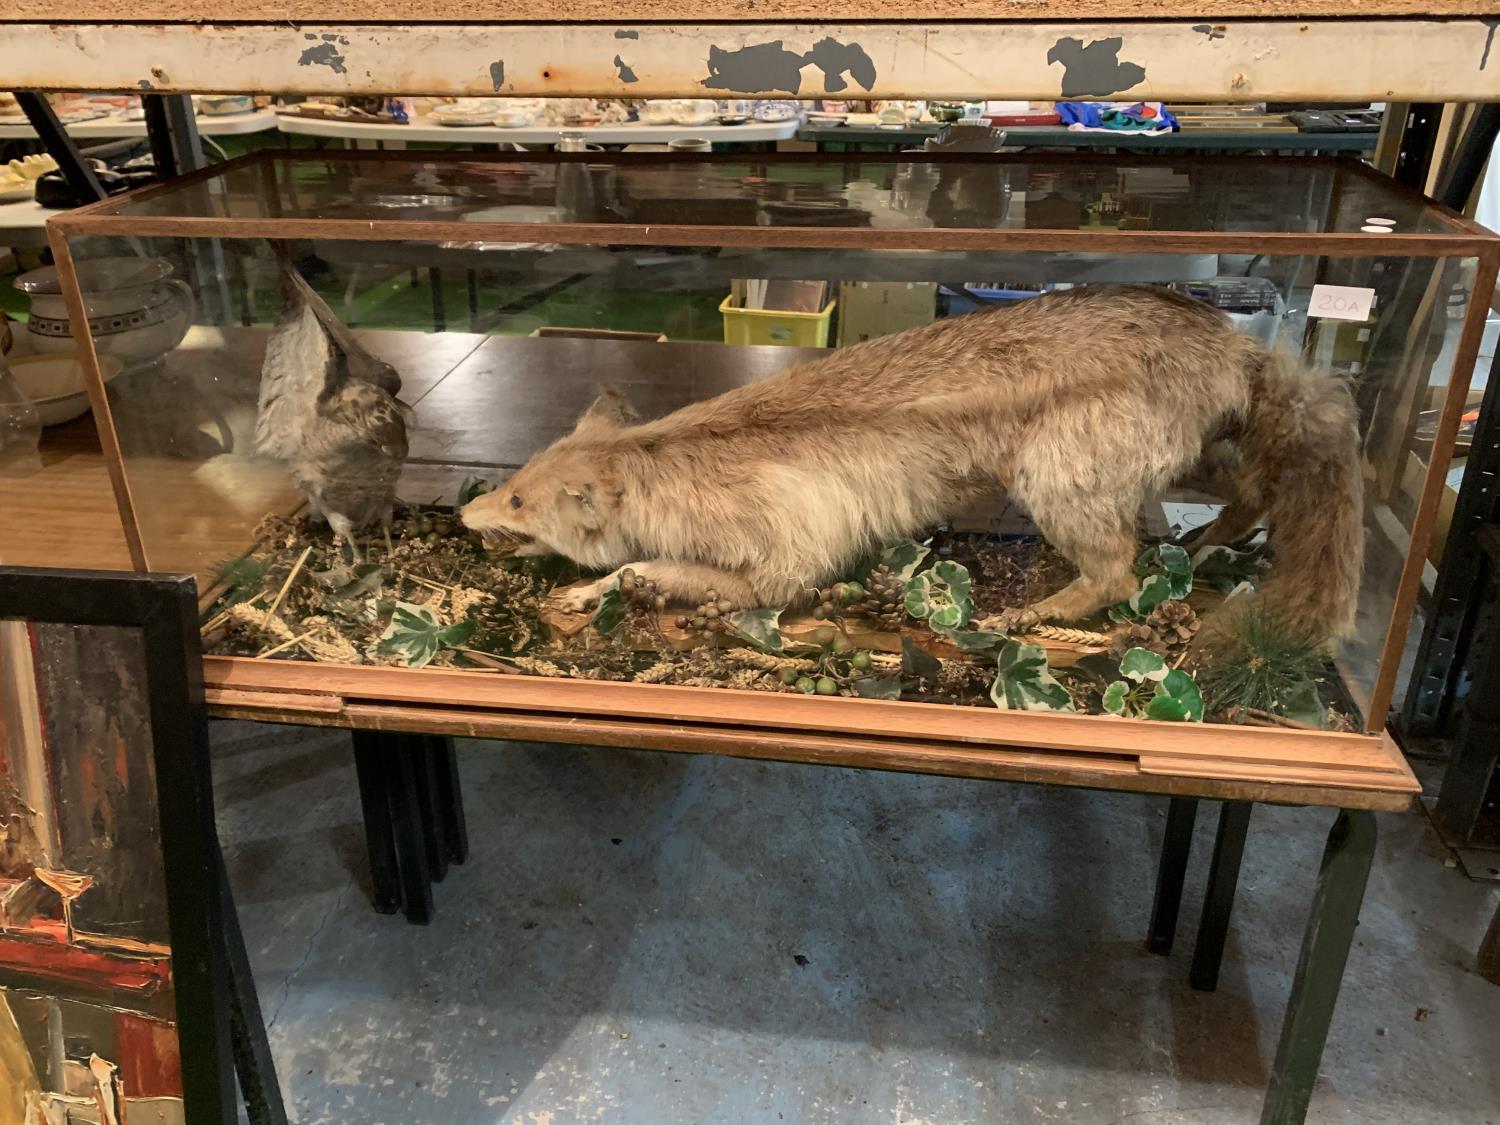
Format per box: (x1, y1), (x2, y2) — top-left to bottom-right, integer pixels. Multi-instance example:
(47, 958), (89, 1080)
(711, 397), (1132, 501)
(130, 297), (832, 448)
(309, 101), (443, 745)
(510, 495), (523, 510)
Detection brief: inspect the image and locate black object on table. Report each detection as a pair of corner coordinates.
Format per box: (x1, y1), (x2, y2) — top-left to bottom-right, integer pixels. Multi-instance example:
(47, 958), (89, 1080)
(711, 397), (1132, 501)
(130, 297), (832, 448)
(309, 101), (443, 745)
(351, 730), (470, 925)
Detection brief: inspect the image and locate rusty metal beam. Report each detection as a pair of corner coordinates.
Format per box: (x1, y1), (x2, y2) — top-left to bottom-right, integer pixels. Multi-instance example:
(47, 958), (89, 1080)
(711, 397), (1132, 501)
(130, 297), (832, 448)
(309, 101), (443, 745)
(5, 20), (1500, 101)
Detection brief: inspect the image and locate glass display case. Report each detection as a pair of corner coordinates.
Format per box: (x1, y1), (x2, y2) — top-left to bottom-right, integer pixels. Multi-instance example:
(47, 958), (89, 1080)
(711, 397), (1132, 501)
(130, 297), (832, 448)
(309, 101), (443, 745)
(38, 150), (1496, 780)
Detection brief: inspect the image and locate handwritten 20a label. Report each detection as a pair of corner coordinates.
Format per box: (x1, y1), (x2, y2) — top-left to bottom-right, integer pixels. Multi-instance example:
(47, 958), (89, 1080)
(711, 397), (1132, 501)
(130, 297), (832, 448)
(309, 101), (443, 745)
(1309, 284), (1375, 322)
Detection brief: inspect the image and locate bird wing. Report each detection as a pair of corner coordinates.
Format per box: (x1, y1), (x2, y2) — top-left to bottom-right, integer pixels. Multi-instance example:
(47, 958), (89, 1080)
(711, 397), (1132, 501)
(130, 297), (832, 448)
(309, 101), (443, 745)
(255, 299), (333, 461)
(318, 382), (410, 462)
(270, 241), (403, 398)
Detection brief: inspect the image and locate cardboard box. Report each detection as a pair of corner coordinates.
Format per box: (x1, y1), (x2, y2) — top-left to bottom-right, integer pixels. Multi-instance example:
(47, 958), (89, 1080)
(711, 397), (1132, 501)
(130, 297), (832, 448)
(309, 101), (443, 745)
(836, 281), (937, 347)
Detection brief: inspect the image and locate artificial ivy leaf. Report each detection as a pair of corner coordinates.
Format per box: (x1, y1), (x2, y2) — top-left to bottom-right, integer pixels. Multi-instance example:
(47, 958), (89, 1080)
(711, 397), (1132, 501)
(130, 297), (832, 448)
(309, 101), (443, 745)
(1155, 543), (1193, 598)
(905, 573), (936, 619)
(852, 675), (903, 700)
(1128, 573), (1173, 616)
(313, 564), (355, 589)
(1102, 680), (1130, 715)
(901, 634), (942, 685)
(377, 601), (477, 669)
(878, 540), (931, 582)
(1119, 646), (1169, 684)
(933, 559), (973, 603)
(1158, 667), (1204, 721)
(991, 640), (1076, 712)
(906, 561), (973, 630)
(315, 562), (387, 599)
(1192, 544), (1265, 594)
(1279, 680), (1326, 727)
(947, 629), (1006, 653)
(457, 475), (494, 508)
(1145, 694), (1192, 722)
(929, 603), (964, 631)
(723, 607), (786, 653)
(590, 579), (626, 636)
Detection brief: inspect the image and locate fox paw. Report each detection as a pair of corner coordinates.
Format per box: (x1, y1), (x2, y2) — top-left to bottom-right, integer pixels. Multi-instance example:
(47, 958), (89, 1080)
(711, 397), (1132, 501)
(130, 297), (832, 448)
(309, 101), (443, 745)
(554, 582), (605, 614)
(974, 606), (1041, 636)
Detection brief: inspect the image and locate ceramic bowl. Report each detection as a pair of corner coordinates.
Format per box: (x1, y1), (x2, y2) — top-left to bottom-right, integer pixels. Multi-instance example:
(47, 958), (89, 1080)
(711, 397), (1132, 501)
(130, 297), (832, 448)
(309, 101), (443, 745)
(16, 257), (196, 367)
(7, 353), (124, 426)
(845, 113), (881, 127)
(492, 110), (533, 128)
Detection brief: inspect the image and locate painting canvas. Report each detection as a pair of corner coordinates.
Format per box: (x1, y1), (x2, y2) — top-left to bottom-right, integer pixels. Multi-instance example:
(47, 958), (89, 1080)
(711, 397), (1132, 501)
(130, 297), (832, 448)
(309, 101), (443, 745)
(0, 570), (237, 1125)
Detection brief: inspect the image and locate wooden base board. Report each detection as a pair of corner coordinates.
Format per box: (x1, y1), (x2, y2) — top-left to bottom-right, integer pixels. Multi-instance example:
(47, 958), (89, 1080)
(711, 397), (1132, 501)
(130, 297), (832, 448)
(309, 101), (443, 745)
(203, 654), (1420, 811)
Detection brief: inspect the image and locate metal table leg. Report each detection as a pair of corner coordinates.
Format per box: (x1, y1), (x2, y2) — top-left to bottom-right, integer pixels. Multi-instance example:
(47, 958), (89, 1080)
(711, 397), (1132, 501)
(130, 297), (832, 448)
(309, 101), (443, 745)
(428, 735), (470, 866)
(410, 734), (450, 884)
(1260, 809), (1377, 1125)
(1191, 800), (1253, 991)
(1148, 797), (1199, 954)
(1479, 901), (1500, 985)
(386, 739), (434, 925)
(351, 730), (402, 915)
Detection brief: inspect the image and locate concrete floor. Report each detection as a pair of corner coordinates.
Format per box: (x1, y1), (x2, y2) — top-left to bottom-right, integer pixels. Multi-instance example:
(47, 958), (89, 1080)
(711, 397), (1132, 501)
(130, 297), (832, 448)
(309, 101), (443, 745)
(213, 720), (1500, 1125)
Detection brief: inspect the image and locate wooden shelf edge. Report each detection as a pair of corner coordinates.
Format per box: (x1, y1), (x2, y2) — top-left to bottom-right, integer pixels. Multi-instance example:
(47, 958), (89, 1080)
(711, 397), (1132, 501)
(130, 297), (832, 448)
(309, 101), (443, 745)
(200, 656), (1419, 809)
(203, 654), (1387, 760)
(203, 698), (1418, 812)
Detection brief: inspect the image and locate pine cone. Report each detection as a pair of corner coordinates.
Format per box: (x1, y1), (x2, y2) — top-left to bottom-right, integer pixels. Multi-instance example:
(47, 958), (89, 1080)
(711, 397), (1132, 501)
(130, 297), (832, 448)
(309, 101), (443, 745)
(855, 565), (907, 629)
(1110, 622), (1164, 660)
(1146, 600), (1200, 647)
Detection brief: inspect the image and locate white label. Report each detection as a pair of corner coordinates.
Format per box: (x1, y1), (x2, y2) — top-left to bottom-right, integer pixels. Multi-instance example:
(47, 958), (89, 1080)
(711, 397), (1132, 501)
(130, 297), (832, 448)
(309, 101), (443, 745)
(1309, 284), (1375, 322)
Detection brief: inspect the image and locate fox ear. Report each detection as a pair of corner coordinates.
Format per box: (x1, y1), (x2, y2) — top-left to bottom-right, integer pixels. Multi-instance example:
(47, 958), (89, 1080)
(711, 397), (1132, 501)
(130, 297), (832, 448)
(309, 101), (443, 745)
(574, 386), (637, 433)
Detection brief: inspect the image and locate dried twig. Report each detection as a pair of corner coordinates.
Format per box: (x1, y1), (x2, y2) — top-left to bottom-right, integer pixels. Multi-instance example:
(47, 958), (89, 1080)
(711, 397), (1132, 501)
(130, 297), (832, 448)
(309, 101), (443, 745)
(201, 608), (233, 636)
(266, 545), (313, 620)
(455, 647), (520, 673)
(1224, 706), (1322, 730)
(255, 631), (313, 660)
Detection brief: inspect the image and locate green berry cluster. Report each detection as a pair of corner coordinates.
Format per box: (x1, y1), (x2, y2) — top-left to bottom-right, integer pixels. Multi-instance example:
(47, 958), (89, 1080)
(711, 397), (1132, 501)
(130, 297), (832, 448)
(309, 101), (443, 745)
(400, 512), (454, 547)
(811, 581), (865, 621)
(774, 637), (876, 697)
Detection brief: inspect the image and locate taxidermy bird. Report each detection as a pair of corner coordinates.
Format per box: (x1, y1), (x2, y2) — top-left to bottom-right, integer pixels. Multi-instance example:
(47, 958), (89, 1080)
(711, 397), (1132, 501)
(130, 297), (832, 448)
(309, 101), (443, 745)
(255, 244), (410, 560)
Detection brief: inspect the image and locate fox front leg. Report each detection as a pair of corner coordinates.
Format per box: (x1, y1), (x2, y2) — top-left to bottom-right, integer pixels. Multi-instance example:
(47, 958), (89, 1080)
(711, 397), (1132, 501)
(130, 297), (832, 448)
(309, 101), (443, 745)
(553, 560), (762, 614)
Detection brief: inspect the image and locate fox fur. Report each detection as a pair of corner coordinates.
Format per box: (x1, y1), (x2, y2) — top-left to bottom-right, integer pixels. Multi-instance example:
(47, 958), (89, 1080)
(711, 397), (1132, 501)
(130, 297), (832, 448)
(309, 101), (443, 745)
(461, 286), (1363, 646)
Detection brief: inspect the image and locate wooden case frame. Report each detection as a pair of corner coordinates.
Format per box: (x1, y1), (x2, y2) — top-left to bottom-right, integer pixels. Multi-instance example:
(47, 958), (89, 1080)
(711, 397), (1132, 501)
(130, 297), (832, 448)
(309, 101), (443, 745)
(46, 148), (1492, 812)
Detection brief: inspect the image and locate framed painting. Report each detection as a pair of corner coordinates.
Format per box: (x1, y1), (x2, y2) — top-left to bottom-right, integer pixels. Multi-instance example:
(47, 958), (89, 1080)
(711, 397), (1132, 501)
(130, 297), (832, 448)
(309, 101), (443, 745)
(0, 568), (236, 1125)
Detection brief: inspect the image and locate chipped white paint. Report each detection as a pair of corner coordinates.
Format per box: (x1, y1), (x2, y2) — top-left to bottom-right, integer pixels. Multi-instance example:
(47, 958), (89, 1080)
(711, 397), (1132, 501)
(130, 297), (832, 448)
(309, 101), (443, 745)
(2, 20), (1500, 99)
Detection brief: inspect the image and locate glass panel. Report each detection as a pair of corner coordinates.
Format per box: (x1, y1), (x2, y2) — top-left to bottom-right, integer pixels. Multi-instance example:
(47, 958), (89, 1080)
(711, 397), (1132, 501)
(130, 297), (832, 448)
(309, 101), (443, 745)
(100, 152), (1467, 237)
(54, 224), (1483, 734)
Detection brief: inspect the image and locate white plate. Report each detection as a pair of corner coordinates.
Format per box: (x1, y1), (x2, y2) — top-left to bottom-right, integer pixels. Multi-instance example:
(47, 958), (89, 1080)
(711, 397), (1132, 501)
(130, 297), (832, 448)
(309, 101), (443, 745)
(0, 182), (33, 203)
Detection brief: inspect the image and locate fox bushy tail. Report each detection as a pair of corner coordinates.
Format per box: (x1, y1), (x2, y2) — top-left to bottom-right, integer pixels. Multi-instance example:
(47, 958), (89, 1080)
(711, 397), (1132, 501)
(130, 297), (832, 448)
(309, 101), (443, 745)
(1202, 349), (1363, 649)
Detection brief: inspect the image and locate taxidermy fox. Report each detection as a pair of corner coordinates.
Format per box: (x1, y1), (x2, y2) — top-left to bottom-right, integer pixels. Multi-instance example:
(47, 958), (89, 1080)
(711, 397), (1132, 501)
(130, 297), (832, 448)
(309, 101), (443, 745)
(462, 286), (1362, 646)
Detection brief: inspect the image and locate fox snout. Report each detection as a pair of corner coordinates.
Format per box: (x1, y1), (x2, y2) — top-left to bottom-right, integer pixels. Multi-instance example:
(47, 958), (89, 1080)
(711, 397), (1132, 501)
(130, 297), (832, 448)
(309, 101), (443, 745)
(459, 495), (534, 555)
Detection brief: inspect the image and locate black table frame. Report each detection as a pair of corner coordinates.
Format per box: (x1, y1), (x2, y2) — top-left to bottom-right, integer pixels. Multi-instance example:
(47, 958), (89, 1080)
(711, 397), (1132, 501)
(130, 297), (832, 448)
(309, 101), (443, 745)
(342, 725), (1377, 1125)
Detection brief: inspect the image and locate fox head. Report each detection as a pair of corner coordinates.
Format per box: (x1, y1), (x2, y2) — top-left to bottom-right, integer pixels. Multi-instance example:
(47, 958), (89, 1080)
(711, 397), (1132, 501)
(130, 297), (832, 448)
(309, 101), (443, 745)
(460, 388), (636, 569)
